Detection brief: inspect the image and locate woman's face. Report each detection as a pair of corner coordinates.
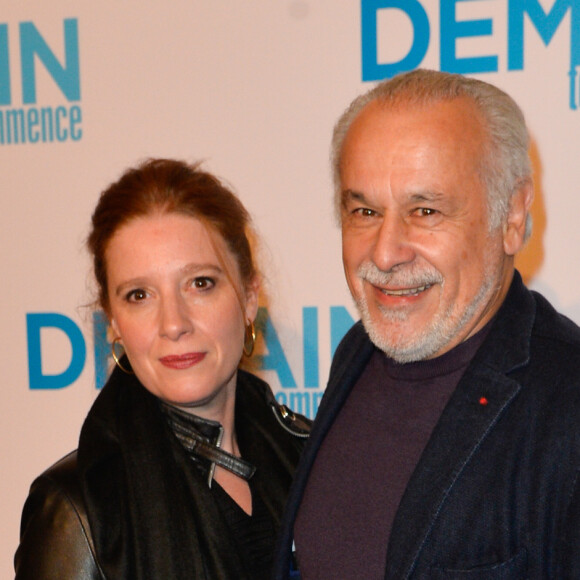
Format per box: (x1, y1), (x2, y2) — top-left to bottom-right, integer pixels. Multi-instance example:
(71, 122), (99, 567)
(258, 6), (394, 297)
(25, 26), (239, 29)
(105, 212), (258, 413)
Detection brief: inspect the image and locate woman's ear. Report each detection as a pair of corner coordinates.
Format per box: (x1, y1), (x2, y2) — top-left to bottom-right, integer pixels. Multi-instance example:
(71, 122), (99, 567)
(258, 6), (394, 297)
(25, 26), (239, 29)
(109, 317), (120, 338)
(244, 277), (260, 322)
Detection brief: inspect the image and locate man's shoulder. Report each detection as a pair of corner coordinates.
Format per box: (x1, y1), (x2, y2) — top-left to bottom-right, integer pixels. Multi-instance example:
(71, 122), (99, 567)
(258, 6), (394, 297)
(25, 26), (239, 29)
(511, 289), (580, 415)
(531, 289), (580, 349)
(524, 291), (580, 390)
(486, 275), (580, 376)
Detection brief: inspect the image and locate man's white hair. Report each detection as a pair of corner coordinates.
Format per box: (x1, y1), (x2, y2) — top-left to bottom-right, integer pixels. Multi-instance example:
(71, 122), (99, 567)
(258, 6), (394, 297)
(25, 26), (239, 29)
(331, 69), (533, 240)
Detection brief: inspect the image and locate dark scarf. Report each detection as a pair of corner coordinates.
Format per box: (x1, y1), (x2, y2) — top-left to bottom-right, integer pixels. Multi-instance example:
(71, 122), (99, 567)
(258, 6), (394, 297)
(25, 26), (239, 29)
(77, 365), (304, 579)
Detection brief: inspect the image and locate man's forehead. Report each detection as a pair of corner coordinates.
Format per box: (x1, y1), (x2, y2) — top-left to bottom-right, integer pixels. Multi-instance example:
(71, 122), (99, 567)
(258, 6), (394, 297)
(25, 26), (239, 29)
(341, 97), (487, 167)
(338, 97), (490, 213)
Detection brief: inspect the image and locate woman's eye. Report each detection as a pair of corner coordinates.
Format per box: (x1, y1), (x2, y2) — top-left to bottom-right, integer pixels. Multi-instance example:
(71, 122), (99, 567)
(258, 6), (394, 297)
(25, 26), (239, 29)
(126, 289), (147, 302)
(192, 277), (215, 290)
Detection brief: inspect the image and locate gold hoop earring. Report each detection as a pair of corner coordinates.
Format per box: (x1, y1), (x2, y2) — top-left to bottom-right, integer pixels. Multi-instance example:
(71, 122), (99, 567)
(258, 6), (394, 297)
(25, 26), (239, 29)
(111, 337), (133, 374)
(243, 320), (256, 357)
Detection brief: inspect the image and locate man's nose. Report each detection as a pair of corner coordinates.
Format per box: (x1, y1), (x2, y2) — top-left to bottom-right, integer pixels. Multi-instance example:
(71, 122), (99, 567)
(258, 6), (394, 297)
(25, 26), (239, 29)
(371, 214), (416, 272)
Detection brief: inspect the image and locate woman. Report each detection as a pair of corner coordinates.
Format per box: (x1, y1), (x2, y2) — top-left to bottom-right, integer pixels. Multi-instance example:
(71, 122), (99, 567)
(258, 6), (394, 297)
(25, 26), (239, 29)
(15, 159), (310, 579)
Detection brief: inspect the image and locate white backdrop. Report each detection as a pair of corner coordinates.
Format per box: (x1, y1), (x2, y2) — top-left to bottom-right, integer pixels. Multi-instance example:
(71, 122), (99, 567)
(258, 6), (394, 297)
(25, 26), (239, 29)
(3, 2), (580, 575)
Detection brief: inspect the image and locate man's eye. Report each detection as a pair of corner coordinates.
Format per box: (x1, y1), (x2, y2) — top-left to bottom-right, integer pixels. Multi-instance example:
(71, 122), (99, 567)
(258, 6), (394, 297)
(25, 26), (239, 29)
(354, 208), (377, 217)
(415, 208), (437, 217)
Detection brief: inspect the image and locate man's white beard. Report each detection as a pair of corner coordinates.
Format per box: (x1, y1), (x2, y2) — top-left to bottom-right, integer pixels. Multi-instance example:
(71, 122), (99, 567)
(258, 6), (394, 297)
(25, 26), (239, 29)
(355, 258), (498, 363)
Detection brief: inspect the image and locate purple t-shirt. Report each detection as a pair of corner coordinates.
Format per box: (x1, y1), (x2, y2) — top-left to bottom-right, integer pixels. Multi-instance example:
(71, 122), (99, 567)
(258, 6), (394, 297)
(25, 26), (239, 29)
(294, 329), (489, 579)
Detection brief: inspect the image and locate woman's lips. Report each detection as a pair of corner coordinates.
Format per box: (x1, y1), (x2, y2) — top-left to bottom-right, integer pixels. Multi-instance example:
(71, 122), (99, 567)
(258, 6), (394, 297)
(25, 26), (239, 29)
(159, 353), (206, 369)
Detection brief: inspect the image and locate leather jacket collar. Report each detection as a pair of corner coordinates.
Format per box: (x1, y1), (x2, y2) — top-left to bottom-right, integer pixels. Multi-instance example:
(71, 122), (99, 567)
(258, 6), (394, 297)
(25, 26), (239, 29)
(160, 403), (256, 486)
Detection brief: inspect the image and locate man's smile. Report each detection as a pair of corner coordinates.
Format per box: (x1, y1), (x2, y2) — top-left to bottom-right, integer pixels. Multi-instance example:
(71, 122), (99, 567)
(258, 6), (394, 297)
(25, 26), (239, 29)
(377, 283), (434, 297)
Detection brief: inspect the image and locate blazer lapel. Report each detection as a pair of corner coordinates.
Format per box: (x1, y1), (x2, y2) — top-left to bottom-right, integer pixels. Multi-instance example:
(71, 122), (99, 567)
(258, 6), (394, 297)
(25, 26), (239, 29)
(385, 272), (536, 579)
(292, 322), (374, 499)
(313, 322), (375, 441)
(385, 367), (522, 578)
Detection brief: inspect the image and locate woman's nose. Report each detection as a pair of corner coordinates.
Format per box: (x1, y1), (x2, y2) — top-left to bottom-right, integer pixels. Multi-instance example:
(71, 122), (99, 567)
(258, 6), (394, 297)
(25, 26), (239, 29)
(159, 294), (193, 340)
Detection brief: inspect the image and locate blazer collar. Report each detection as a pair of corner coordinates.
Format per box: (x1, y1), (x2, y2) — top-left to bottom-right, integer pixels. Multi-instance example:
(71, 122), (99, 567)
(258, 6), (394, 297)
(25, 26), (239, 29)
(312, 321), (375, 444)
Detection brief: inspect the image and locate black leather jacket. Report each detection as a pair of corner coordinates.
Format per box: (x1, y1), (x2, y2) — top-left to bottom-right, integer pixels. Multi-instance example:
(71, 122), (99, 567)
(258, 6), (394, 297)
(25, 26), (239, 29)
(15, 451), (106, 579)
(15, 371), (310, 579)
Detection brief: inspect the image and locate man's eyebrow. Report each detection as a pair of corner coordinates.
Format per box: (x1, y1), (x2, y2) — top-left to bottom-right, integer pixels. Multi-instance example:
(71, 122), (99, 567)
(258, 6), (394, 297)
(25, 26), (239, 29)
(408, 191), (445, 204)
(341, 189), (448, 210)
(341, 189), (368, 204)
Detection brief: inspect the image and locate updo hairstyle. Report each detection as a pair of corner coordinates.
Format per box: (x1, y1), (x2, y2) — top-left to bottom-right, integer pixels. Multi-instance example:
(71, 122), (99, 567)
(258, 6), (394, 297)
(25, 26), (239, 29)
(87, 158), (257, 314)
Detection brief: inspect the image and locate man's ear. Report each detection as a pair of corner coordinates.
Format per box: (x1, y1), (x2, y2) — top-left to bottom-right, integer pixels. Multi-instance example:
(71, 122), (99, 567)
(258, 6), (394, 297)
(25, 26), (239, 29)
(503, 179), (534, 256)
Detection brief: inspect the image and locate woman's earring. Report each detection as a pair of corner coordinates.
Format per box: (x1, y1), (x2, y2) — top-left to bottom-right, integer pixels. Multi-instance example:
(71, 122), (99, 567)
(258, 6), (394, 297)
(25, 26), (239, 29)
(243, 320), (256, 357)
(111, 337), (134, 374)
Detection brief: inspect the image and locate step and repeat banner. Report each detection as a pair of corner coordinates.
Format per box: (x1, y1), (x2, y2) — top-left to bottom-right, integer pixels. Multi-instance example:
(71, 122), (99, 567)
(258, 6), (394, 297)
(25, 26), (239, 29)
(2, 1), (580, 574)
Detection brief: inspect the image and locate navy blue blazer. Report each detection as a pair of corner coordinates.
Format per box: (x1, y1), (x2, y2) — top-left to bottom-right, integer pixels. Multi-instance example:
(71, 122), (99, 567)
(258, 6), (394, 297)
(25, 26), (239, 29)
(273, 272), (580, 578)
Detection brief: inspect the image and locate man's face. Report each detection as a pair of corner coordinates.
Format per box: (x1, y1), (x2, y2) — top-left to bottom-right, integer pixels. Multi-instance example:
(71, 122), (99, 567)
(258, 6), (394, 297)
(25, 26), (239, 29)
(340, 97), (516, 362)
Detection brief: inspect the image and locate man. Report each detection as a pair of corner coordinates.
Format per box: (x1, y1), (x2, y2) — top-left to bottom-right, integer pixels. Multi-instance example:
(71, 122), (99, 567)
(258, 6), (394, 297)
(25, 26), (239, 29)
(273, 69), (580, 578)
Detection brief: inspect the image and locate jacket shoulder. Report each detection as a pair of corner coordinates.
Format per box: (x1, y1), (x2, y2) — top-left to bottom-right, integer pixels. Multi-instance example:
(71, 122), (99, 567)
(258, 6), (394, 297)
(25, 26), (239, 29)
(270, 400), (312, 438)
(15, 451), (104, 579)
(238, 369), (311, 438)
(525, 291), (580, 390)
(532, 290), (580, 348)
